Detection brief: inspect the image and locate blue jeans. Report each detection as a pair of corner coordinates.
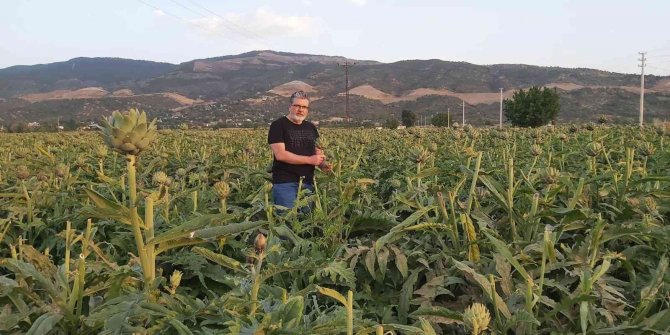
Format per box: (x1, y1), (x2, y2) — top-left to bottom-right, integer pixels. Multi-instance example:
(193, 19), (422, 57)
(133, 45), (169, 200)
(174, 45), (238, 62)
(272, 182), (314, 211)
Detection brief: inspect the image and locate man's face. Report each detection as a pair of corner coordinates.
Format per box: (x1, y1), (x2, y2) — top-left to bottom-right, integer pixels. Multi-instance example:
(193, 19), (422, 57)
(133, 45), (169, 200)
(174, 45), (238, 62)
(288, 98), (310, 123)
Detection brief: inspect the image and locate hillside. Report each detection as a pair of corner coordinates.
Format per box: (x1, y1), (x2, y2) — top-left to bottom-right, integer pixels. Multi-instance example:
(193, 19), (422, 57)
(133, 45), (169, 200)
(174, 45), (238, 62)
(0, 50), (668, 127)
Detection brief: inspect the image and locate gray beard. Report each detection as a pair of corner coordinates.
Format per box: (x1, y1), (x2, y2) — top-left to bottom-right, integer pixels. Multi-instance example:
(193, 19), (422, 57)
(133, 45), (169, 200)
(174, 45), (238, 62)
(287, 114), (305, 124)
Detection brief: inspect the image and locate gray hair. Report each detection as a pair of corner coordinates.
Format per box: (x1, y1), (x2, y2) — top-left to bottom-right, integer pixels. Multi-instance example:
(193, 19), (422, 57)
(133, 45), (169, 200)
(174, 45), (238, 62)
(290, 91), (310, 104)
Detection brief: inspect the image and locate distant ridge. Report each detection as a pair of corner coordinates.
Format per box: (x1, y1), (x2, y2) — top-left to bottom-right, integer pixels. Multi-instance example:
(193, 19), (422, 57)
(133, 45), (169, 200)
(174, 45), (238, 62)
(0, 50), (668, 126)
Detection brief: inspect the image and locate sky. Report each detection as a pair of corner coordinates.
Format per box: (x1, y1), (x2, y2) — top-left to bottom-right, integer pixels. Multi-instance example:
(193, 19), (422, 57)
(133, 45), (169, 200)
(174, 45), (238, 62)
(2, 0), (670, 75)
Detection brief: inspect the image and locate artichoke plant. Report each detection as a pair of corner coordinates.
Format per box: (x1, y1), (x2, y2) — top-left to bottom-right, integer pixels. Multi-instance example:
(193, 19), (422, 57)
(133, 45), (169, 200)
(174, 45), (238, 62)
(99, 108), (157, 156)
(463, 302), (491, 335)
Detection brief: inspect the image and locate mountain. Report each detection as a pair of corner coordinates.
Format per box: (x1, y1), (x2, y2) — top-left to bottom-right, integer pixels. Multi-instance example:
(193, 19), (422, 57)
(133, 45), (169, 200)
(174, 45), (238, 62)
(0, 50), (668, 128)
(0, 57), (175, 98)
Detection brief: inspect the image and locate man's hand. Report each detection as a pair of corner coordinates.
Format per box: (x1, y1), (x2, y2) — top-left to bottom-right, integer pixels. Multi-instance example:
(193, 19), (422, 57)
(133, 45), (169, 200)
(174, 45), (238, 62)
(308, 154), (326, 166)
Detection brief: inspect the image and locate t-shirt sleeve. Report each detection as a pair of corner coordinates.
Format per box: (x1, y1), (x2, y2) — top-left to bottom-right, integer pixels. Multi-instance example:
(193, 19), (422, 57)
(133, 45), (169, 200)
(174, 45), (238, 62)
(268, 121), (284, 144)
(313, 124), (319, 140)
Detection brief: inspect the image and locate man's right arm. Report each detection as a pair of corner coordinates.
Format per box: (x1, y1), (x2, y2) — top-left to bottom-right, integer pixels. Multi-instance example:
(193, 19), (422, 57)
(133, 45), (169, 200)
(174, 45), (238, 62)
(270, 142), (325, 166)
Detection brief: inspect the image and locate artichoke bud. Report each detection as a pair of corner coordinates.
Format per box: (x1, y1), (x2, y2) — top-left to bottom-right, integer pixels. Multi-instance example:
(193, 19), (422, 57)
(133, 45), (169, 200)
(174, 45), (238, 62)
(96, 145), (108, 158)
(627, 197), (641, 209)
(16, 165), (30, 180)
(409, 147), (431, 163)
(152, 171), (169, 186)
(169, 270), (183, 294)
(214, 180), (230, 199)
(585, 142), (603, 157)
(100, 108), (157, 156)
(15, 147), (30, 158)
(638, 142), (655, 157)
(541, 167), (560, 185)
(254, 232), (267, 253)
(463, 146), (478, 158)
(36, 172), (48, 182)
(530, 144), (543, 157)
(643, 197), (658, 214)
(55, 163), (67, 178)
(463, 302), (491, 335)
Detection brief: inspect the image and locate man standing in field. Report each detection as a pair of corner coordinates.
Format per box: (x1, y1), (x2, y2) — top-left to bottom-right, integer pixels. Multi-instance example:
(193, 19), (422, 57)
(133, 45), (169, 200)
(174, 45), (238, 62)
(267, 90), (326, 209)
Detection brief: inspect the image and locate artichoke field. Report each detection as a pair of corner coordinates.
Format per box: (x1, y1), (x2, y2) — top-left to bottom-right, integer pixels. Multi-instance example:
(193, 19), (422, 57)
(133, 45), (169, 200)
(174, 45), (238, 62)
(0, 115), (669, 334)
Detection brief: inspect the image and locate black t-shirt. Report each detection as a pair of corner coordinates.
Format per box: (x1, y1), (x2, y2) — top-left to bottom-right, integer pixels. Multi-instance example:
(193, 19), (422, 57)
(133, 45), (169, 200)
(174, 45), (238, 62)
(267, 116), (319, 184)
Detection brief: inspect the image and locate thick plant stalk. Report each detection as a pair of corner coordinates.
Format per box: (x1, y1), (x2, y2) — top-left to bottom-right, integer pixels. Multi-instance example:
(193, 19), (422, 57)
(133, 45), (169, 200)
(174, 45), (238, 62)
(120, 174), (126, 205)
(507, 158), (517, 243)
(64, 221), (73, 292)
(21, 181), (33, 227)
(461, 214), (480, 262)
(376, 325), (384, 335)
(347, 290), (354, 335)
(465, 152), (483, 215)
(145, 197), (155, 283)
(250, 251), (265, 317)
(191, 190), (198, 213)
(126, 154), (150, 285)
(163, 186), (170, 223)
(489, 274), (502, 331)
(220, 198), (227, 214)
(127, 155), (137, 206)
(437, 192), (459, 249)
(76, 219), (93, 317)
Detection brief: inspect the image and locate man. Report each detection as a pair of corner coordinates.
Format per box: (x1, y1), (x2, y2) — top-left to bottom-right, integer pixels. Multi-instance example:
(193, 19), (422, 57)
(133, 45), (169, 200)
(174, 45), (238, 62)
(267, 91), (326, 209)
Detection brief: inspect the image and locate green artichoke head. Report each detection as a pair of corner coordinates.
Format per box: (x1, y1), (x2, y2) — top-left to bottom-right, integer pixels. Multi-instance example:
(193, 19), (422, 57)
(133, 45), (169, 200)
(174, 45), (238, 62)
(100, 108), (157, 156)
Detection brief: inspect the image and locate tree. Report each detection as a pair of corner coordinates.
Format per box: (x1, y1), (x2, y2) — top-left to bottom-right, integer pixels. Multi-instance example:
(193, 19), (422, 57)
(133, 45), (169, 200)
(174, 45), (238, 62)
(63, 118), (78, 131)
(504, 86), (560, 127)
(431, 113), (450, 127)
(384, 118), (400, 129)
(401, 109), (416, 127)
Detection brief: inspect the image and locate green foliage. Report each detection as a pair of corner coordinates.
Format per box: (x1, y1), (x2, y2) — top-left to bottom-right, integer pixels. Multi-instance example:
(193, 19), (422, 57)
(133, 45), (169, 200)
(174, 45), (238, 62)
(1, 125), (670, 334)
(401, 110), (416, 127)
(504, 86), (560, 127)
(430, 112), (450, 127)
(384, 118), (399, 129)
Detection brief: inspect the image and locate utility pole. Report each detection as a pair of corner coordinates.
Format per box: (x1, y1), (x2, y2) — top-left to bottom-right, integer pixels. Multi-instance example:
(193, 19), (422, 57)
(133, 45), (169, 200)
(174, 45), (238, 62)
(339, 61), (355, 122)
(638, 52), (646, 126)
(462, 100), (465, 125)
(447, 108), (451, 126)
(499, 88), (503, 129)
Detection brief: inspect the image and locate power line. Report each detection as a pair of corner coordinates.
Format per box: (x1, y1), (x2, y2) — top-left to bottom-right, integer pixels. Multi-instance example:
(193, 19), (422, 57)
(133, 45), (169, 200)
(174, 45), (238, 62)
(134, 0), (253, 49)
(646, 46), (670, 53)
(638, 52), (646, 126)
(647, 65), (670, 73)
(339, 61), (355, 122)
(183, 0), (269, 43)
(647, 53), (670, 58)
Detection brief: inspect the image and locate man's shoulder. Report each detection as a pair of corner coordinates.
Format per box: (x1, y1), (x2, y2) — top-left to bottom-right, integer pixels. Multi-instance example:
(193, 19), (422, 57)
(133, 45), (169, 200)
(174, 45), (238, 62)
(271, 116), (287, 125)
(269, 117), (288, 130)
(301, 120), (317, 129)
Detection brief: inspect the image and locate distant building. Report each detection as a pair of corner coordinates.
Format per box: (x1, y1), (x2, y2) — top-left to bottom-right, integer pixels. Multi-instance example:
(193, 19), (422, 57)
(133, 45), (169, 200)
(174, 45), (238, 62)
(323, 117), (345, 123)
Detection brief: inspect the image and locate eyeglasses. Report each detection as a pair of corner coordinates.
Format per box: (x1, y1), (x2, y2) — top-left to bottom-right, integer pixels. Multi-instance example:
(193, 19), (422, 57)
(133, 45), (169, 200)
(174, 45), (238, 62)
(291, 104), (310, 110)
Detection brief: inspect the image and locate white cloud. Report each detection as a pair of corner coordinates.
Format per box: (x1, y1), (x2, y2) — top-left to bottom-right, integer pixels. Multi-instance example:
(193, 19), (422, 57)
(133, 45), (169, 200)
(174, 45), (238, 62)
(348, 0), (367, 6)
(153, 9), (165, 17)
(186, 7), (320, 40)
(302, 0), (313, 5)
